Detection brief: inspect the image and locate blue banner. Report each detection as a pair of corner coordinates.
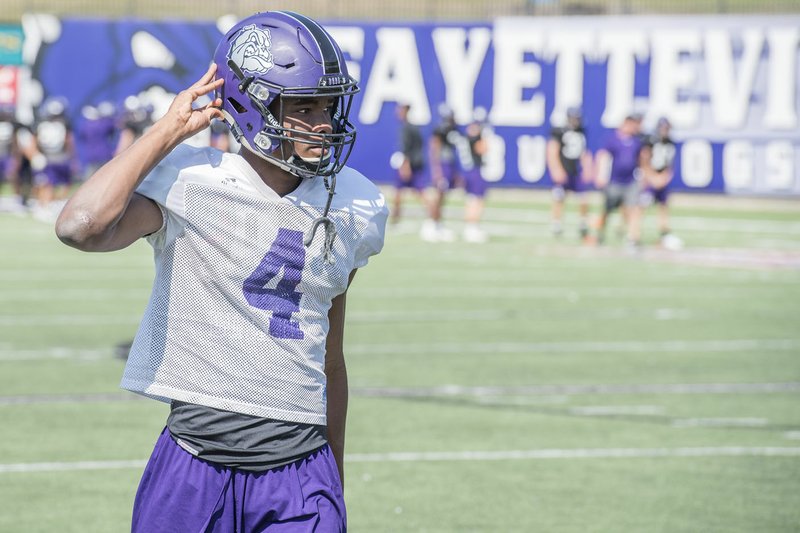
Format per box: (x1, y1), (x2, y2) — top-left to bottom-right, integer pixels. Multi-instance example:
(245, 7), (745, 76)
(22, 15), (800, 195)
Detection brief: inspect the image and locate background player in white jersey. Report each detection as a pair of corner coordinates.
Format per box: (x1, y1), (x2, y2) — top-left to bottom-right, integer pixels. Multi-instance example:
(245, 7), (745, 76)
(546, 106), (593, 240)
(56, 11), (387, 531)
(31, 97), (76, 218)
(458, 107), (490, 243)
(640, 117), (682, 250)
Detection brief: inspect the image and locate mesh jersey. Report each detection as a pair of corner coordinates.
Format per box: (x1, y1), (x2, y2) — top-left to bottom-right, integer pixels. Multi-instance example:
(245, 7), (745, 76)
(121, 145), (388, 425)
(645, 135), (676, 173)
(550, 126), (587, 177)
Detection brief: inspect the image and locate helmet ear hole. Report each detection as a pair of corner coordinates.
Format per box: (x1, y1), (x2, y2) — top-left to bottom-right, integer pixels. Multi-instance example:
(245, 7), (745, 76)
(227, 97), (247, 114)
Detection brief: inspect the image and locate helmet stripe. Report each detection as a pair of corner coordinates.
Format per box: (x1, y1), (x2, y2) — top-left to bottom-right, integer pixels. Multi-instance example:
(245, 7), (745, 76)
(278, 11), (340, 75)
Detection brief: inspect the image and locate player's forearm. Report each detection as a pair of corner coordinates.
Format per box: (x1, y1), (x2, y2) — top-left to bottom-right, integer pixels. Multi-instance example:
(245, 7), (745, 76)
(326, 361), (349, 488)
(56, 121), (181, 248)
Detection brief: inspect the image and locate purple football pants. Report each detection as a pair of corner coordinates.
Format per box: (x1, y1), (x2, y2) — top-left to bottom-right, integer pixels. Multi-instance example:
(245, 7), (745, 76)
(132, 428), (346, 533)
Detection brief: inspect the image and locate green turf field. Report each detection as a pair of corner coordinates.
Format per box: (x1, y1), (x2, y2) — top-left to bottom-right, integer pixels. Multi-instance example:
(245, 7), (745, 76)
(0, 189), (799, 532)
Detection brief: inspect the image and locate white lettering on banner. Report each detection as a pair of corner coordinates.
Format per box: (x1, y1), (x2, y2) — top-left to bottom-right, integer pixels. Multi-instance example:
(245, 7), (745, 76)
(432, 27), (491, 124)
(325, 27), (364, 82)
(546, 31), (595, 123)
(359, 28), (431, 125)
(723, 141), (755, 189)
(649, 29), (702, 129)
(517, 135), (547, 182)
(598, 32), (648, 128)
(481, 126), (506, 182)
(763, 28), (800, 130)
(490, 31), (545, 127)
(331, 16), (800, 193)
(681, 139), (713, 188)
(765, 141), (795, 190)
(705, 29), (764, 129)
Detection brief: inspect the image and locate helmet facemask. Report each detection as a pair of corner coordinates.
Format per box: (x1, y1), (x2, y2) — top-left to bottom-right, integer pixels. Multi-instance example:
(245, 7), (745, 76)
(223, 58), (358, 180)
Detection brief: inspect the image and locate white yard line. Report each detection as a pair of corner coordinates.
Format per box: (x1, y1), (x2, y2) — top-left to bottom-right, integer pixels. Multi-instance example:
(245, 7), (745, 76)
(3, 446), (800, 474)
(0, 347), (110, 361)
(671, 418), (769, 428)
(2, 338), (798, 362)
(0, 308), (698, 327)
(0, 393), (142, 405)
(347, 338), (800, 355)
(3, 285), (790, 303)
(353, 382), (800, 397)
(0, 315), (141, 326)
(3, 382), (798, 407)
(0, 289), (150, 301)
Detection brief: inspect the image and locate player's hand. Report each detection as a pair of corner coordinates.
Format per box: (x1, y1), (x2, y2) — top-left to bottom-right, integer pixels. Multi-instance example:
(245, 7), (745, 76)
(160, 64), (224, 142)
(551, 170), (567, 185)
(399, 160), (412, 181)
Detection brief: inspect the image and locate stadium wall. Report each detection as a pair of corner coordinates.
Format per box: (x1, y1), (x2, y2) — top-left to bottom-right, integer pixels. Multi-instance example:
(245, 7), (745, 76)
(5, 14), (800, 195)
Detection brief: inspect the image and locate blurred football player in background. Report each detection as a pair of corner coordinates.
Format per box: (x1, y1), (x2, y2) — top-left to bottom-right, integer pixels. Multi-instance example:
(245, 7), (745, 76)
(56, 11), (386, 531)
(31, 97), (76, 218)
(594, 112), (644, 250)
(640, 117), (682, 250)
(421, 103), (459, 242)
(389, 102), (428, 226)
(0, 104), (30, 211)
(459, 107), (489, 243)
(77, 100), (117, 181)
(115, 95), (153, 155)
(546, 106), (593, 240)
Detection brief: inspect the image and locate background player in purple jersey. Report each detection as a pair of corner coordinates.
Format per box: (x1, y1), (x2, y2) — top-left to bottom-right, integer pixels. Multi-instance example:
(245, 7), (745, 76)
(56, 11), (387, 532)
(594, 113), (644, 249)
(546, 106), (593, 240)
(389, 102), (428, 226)
(421, 103), (460, 242)
(77, 101), (117, 181)
(640, 117), (682, 250)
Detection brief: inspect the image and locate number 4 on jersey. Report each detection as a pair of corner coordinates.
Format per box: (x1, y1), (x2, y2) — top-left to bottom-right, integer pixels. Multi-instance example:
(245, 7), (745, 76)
(242, 228), (306, 339)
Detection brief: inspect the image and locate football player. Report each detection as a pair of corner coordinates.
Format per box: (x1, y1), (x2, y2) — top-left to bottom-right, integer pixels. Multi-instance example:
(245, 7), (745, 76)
(56, 11), (387, 531)
(594, 112), (644, 250)
(389, 102), (428, 226)
(546, 106), (593, 239)
(77, 101), (117, 181)
(640, 117), (682, 250)
(0, 106), (35, 210)
(0, 105), (23, 208)
(114, 95), (153, 156)
(421, 103), (460, 242)
(459, 107), (490, 243)
(31, 97), (76, 216)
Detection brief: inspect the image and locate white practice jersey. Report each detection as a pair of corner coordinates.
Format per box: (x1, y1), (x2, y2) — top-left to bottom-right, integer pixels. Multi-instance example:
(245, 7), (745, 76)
(121, 145), (388, 425)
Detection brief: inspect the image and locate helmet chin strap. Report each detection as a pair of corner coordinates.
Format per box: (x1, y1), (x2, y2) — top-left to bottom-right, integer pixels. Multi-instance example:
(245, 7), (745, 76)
(303, 172), (338, 265)
(256, 147), (338, 264)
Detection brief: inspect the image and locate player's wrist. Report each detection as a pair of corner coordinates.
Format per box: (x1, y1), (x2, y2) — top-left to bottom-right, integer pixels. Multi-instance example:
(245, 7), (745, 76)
(145, 119), (187, 151)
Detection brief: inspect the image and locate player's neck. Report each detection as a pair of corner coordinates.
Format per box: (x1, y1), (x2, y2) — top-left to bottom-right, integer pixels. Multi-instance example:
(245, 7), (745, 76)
(240, 148), (302, 197)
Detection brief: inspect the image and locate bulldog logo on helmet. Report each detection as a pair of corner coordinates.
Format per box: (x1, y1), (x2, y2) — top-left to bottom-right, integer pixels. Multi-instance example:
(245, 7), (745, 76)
(228, 24), (274, 75)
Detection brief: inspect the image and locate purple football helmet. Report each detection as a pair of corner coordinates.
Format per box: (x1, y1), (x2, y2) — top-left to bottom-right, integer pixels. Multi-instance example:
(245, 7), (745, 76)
(214, 11), (359, 179)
